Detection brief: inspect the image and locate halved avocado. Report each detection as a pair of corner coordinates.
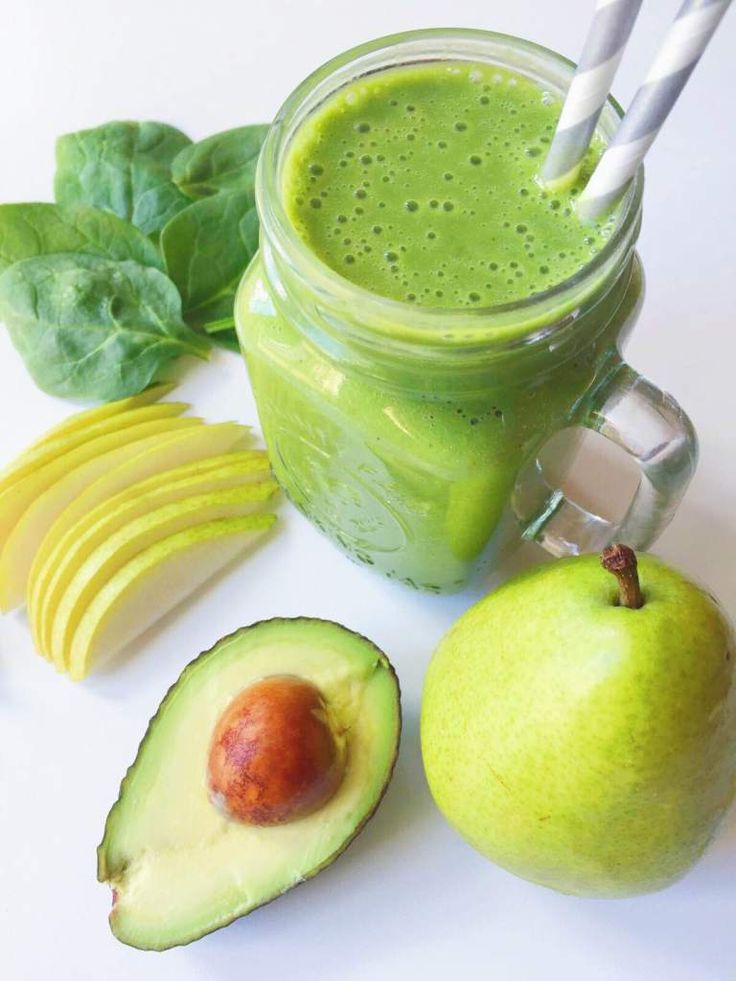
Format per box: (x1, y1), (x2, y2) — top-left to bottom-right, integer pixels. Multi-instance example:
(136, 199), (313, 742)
(98, 618), (401, 950)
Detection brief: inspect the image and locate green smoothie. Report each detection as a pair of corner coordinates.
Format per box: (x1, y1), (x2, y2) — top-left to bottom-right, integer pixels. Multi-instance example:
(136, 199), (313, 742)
(237, 54), (637, 591)
(283, 62), (614, 308)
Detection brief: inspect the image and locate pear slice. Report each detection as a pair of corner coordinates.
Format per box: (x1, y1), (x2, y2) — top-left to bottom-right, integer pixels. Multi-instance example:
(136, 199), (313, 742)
(28, 425), (253, 647)
(16, 384), (175, 453)
(0, 417), (202, 611)
(67, 513), (277, 680)
(5, 385), (174, 483)
(0, 408), (195, 550)
(50, 483), (278, 669)
(2, 401), (189, 493)
(31, 448), (267, 657)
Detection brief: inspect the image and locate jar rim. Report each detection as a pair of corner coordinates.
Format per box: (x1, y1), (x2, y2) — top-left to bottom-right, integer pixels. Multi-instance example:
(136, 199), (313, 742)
(255, 28), (643, 348)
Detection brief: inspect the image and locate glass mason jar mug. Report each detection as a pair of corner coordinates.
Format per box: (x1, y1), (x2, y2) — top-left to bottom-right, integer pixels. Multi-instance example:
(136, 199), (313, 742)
(235, 29), (697, 593)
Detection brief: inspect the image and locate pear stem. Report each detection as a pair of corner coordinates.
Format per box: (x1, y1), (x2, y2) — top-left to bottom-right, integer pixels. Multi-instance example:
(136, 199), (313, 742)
(601, 544), (643, 609)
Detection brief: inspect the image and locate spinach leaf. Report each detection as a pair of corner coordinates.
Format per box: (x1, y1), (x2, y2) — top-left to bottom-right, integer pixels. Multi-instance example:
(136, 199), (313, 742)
(54, 122), (192, 239)
(202, 319), (241, 353)
(160, 190), (258, 329)
(0, 253), (209, 401)
(0, 202), (163, 275)
(171, 125), (269, 200)
(207, 332), (240, 353)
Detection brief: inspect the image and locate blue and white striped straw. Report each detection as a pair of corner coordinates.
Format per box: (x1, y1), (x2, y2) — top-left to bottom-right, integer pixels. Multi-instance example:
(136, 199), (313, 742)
(541, 0), (643, 189)
(578, 0), (732, 220)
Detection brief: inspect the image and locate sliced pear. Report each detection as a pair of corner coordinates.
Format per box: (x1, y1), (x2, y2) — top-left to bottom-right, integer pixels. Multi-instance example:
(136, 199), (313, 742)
(0, 412), (197, 551)
(19, 384), (175, 449)
(67, 513), (277, 680)
(0, 417), (202, 611)
(28, 426), (254, 647)
(30, 424), (251, 572)
(6, 384), (175, 471)
(0, 402), (190, 496)
(33, 451), (270, 657)
(50, 483), (278, 669)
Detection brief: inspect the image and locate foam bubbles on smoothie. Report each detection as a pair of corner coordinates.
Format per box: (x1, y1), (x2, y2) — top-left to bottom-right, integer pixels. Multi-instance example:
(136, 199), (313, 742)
(284, 60), (615, 307)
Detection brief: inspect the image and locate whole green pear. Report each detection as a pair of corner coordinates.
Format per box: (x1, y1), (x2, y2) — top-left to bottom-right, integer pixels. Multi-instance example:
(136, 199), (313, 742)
(421, 547), (736, 897)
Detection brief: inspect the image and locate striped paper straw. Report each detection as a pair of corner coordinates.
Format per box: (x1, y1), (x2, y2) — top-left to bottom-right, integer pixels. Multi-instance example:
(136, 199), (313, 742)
(578, 0), (732, 220)
(541, 0), (643, 189)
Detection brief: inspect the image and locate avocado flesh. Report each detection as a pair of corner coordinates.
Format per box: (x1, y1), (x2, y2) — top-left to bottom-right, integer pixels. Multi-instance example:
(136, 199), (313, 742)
(98, 618), (401, 950)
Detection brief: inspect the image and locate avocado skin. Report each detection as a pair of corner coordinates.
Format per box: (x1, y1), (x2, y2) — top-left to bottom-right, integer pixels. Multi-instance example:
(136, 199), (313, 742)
(98, 617), (401, 950)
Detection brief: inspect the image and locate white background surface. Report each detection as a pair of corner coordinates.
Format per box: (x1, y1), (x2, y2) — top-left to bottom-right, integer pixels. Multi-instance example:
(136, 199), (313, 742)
(1, 2), (735, 979)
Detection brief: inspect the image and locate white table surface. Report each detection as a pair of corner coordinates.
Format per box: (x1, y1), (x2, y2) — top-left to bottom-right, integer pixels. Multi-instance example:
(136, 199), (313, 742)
(1, 2), (734, 979)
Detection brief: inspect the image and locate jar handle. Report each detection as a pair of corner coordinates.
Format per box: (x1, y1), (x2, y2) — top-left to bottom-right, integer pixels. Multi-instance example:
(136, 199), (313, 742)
(513, 361), (698, 556)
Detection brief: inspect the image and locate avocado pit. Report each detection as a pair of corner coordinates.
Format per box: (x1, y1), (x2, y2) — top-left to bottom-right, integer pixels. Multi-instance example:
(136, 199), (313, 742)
(207, 674), (347, 825)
